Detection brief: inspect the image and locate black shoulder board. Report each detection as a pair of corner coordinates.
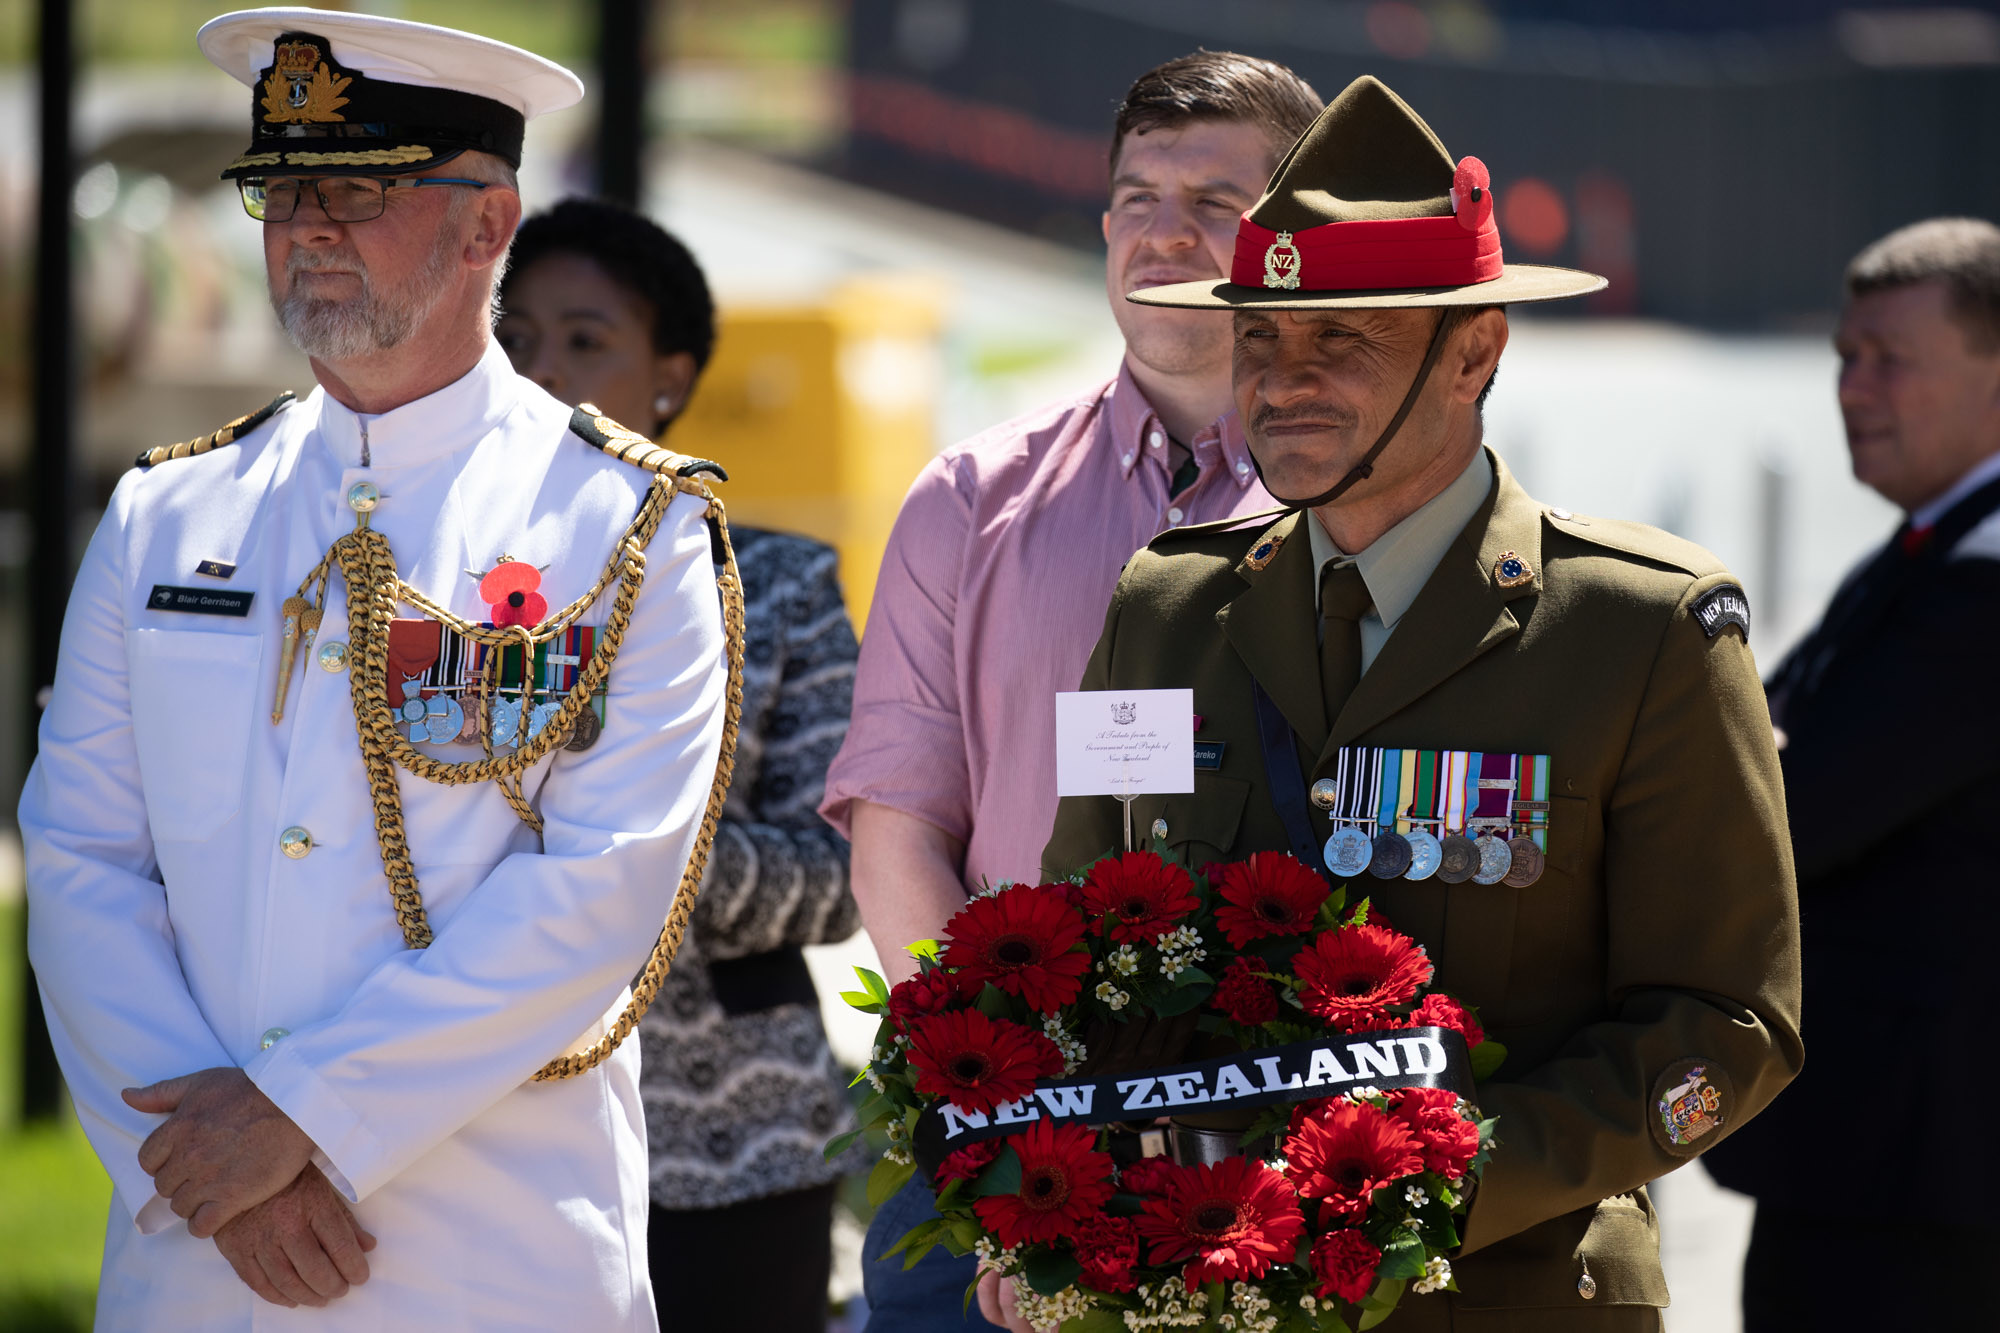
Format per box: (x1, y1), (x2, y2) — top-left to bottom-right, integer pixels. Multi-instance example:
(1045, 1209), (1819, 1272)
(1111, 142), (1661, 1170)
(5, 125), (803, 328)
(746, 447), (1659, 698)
(1690, 582), (1750, 640)
(135, 391), (295, 469)
(568, 404), (728, 481)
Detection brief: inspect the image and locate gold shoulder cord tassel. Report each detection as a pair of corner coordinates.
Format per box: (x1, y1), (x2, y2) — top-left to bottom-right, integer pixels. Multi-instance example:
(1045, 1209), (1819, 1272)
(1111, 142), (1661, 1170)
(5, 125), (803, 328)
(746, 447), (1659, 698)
(286, 420), (745, 1082)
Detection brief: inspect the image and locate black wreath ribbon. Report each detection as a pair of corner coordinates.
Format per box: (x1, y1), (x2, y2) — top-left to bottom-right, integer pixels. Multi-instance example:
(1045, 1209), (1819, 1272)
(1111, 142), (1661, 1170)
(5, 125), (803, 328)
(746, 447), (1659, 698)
(913, 1026), (1475, 1177)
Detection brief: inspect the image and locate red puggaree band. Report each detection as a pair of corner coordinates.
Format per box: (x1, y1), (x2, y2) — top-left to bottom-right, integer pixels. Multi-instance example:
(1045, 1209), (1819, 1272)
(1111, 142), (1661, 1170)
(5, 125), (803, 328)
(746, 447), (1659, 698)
(1231, 212), (1504, 293)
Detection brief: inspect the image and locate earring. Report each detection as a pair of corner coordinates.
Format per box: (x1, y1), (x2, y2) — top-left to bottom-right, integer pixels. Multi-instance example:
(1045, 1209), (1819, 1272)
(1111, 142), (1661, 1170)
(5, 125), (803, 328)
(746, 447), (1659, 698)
(653, 393), (674, 416)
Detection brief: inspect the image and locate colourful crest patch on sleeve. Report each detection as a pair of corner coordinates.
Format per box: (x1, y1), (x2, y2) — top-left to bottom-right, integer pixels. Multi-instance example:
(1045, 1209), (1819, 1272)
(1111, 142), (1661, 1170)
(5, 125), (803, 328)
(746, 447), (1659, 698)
(1650, 1058), (1732, 1156)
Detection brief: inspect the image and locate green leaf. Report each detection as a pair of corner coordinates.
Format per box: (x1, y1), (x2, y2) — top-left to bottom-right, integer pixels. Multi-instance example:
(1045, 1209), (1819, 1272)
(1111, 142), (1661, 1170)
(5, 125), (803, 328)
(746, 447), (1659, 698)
(1023, 1248), (1083, 1296)
(971, 1145), (1023, 1197)
(1376, 1235), (1427, 1281)
(1104, 1191), (1147, 1216)
(857, 966), (893, 1002)
(1062, 1309), (1128, 1333)
(1317, 887), (1348, 928)
(907, 939), (943, 964)
(948, 1217), (984, 1251)
(975, 983), (1015, 1019)
(840, 990), (886, 1015)
(1348, 896), (1372, 926)
(1150, 979), (1215, 1016)
(1356, 1278), (1406, 1329)
(880, 1217), (947, 1260)
(903, 1238), (938, 1269)
(822, 1128), (864, 1161)
(1469, 1038), (1508, 1081)
(1171, 965), (1214, 988)
(866, 1154), (917, 1209)
(1237, 1104), (1292, 1148)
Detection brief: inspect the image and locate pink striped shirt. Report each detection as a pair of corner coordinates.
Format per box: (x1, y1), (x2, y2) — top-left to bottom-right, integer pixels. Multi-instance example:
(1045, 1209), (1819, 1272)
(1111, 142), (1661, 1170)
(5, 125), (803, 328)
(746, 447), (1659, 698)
(820, 361), (1274, 892)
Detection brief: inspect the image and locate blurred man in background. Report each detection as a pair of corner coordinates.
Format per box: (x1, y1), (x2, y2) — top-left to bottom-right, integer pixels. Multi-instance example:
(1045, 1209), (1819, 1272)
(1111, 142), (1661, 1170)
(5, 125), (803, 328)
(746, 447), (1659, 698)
(1704, 216), (2000, 1331)
(818, 50), (1320, 1330)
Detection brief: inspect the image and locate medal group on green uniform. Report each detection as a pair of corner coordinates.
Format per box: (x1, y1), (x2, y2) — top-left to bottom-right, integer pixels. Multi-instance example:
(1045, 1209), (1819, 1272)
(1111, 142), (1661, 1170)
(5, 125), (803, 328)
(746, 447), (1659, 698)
(1312, 747), (1549, 887)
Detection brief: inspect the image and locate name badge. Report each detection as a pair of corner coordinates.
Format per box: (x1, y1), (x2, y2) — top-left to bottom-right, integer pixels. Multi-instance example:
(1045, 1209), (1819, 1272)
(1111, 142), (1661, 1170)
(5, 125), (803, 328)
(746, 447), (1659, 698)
(1193, 741), (1227, 771)
(148, 585), (254, 617)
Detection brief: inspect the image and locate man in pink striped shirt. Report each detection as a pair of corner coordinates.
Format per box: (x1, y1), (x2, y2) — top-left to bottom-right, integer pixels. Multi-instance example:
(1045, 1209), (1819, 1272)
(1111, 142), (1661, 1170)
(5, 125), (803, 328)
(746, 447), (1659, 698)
(819, 50), (1321, 1331)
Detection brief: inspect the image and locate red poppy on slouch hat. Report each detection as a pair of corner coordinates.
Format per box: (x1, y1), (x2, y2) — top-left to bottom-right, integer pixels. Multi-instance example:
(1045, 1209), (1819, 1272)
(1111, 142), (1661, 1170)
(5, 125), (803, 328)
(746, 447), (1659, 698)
(198, 7), (583, 180)
(1130, 75), (1604, 311)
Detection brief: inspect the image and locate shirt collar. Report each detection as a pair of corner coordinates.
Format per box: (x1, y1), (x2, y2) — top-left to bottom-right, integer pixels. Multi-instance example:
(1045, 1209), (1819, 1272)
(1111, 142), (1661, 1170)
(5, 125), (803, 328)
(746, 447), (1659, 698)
(1308, 448), (1495, 629)
(1910, 447), (2000, 530)
(311, 338), (521, 470)
(1105, 359), (1259, 489)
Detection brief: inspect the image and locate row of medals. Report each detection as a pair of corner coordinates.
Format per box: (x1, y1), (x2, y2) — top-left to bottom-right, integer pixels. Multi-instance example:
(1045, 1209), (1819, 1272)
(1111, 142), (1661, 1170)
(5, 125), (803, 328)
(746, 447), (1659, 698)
(392, 682), (602, 752)
(1318, 801), (1546, 888)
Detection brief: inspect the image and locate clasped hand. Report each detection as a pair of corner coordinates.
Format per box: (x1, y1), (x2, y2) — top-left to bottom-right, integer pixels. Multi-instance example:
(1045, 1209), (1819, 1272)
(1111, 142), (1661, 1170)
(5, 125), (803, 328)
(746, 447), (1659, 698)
(124, 1067), (376, 1306)
(124, 1066), (316, 1236)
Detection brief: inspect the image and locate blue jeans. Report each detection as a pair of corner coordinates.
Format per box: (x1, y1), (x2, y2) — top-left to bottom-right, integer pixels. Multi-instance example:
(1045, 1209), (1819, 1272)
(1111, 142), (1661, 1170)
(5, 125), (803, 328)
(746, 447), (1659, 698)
(860, 1176), (997, 1331)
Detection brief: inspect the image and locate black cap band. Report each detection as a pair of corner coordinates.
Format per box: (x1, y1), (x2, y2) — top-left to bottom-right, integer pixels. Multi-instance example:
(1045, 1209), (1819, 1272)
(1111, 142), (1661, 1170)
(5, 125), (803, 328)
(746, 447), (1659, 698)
(222, 29), (525, 178)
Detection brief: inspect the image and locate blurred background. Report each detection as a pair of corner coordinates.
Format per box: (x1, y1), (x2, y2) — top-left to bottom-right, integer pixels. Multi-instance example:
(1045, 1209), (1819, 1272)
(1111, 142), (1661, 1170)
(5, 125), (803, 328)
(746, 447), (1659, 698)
(3, 0), (1995, 1328)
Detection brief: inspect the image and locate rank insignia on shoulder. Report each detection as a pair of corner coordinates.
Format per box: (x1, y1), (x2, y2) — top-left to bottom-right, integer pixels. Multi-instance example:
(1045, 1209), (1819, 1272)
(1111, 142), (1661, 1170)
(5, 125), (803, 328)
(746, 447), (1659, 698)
(1690, 582), (1750, 641)
(1244, 532), (1286, 572)
(1492, 550), (1533, 589)
(135, 391), (295, 469)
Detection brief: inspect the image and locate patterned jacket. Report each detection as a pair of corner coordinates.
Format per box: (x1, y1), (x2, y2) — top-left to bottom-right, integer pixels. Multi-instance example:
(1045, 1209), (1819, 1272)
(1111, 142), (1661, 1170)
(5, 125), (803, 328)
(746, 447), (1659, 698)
(639, 527), (864, 1209)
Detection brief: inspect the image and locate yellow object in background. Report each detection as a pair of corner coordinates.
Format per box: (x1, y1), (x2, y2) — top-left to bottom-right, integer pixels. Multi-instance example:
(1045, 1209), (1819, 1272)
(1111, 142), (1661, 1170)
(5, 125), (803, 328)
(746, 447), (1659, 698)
(670, 276), (941, 630)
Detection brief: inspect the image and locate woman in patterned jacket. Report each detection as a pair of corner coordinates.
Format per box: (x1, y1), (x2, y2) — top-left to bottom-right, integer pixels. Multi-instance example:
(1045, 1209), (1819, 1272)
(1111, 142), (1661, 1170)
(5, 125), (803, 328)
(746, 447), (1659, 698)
(498, 199), (863, 1332)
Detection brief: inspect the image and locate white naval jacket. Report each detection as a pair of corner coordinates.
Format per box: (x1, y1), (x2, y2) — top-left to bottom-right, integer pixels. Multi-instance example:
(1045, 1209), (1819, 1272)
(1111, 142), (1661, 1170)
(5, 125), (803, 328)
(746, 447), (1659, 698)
(21, 342), (727, 1331)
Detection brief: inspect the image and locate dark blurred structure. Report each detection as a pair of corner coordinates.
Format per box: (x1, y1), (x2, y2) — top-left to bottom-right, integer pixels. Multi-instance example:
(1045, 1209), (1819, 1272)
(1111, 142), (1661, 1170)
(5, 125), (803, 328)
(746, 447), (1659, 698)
(597, 0), (656, 206)
(839, 0), (2000, 329)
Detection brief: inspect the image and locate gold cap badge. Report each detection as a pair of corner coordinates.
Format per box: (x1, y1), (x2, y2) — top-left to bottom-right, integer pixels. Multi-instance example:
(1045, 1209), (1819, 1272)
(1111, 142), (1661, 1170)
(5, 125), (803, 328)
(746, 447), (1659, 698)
(1263, 231), (1301, 290)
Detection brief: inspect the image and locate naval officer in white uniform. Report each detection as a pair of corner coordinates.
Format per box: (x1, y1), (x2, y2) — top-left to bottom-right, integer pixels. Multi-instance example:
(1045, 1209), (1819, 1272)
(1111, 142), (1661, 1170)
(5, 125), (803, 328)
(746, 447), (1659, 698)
(20, 9), (729, 1328)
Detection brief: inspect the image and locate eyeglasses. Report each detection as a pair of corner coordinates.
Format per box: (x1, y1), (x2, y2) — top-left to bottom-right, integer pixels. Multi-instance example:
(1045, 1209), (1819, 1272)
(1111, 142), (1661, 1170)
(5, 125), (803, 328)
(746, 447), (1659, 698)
(238, 175), (490, 223)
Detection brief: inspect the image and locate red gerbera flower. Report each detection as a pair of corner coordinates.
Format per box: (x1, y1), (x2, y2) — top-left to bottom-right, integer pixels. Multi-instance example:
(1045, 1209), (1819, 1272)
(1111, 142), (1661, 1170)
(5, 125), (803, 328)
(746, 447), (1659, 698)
(941, 886), (1090, 1013)
(1312, 1228), (1383, 1304)
(1409, 993), (1485, 1049)
(971, 1118), (1116, 1249)
(1292, 923), (1434, 1031)
(1073, 1213), (1142, 1293)
(1212, 852), (1330, 948)
(906, 1009), (1064, 1115)
(1285, 1099), (1425, 1222)
(1388, 1086), (1481, 1181)
(1077, 852), (1199, 944)
(887, 968), (959, 1033)
(1209, 956), (1280, 1027)
(1134, 1157), (1306, 1290)
(934, 1137), (1004, 1184)
(1118, 1157), (1178, 1196)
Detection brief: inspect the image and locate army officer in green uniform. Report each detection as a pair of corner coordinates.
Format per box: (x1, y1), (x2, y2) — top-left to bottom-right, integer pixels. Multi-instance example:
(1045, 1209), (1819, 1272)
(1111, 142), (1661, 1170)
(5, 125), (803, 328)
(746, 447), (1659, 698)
(1039, 76), (1803, 1331)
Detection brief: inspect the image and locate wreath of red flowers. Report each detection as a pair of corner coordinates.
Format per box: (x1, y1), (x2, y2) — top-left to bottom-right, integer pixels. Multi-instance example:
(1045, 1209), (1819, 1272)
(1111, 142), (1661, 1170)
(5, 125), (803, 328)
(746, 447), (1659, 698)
(833, 849), (1506, 1331)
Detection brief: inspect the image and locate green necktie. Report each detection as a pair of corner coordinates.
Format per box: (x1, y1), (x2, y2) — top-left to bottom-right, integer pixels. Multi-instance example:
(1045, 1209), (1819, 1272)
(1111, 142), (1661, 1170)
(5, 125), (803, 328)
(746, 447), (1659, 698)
(1319, 562), (1372, 720)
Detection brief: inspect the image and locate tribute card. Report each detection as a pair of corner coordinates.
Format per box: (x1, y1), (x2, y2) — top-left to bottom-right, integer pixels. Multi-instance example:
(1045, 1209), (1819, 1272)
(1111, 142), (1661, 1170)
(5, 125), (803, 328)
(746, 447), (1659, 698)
(1054, 689), (1195, 797)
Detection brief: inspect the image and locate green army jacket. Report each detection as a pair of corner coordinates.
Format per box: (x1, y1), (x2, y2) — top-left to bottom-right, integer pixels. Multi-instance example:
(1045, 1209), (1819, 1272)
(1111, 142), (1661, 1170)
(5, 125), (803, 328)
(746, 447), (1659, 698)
(1043, 452), (1803, 1320)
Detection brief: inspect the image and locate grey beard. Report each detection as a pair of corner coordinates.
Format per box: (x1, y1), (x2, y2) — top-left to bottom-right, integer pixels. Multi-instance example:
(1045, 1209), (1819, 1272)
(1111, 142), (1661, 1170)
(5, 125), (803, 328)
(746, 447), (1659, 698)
(273, 223), (461, 360)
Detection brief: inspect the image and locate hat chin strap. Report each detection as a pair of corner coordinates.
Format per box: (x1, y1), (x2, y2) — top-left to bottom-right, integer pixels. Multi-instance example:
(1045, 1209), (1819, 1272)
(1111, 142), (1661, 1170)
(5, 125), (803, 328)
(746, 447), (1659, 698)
(1252, 309), (1456, 511)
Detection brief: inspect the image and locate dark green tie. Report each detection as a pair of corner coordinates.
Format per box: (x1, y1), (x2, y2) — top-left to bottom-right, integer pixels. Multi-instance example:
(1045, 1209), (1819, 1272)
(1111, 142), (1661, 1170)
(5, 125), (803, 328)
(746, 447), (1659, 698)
(1319, 562), (1372, 720)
